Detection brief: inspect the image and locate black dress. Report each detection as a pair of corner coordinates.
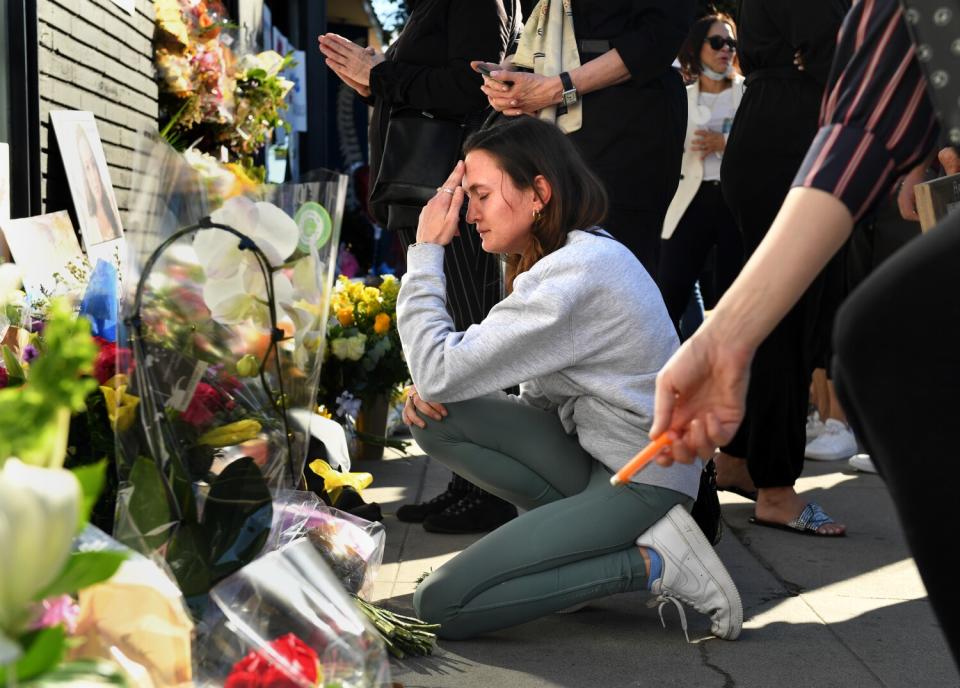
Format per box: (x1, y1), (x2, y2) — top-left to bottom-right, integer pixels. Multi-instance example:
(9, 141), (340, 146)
(567, 0), (694, 278)
(719, 0), (850, 487)
(367, 0), (517, 330)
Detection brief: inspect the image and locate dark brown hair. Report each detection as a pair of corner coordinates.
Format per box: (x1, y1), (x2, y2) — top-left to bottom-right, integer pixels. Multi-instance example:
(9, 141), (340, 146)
(462, 117), (608, 291)
(677, 13), (738, 83)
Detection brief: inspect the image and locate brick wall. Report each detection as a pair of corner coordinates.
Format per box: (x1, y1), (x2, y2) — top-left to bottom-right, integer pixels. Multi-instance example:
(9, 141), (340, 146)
(37, 0), (158, 226)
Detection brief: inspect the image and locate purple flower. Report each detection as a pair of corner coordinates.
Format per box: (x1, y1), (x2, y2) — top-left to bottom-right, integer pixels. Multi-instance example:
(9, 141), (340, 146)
(29, 320), (45, 334)
(22, 345), (39, 363)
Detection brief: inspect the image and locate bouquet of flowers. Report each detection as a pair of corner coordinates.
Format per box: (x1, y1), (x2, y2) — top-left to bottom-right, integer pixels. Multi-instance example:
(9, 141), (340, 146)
(319, 275), (409, 411)
(154, 0), (295, 176)
(105, 139), (346, 610)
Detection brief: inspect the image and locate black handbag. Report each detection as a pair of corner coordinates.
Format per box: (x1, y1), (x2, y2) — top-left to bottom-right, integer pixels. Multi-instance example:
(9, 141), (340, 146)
(369, 108), (467, 210)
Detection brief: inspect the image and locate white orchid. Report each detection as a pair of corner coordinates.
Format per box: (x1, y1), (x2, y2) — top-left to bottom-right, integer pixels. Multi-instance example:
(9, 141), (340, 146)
(195, 197), (300, 327)
(0, 460), (80, 663)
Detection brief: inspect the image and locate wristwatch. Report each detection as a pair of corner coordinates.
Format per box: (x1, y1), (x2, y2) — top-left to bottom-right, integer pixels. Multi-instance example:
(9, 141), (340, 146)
(559, 71), (578, 112)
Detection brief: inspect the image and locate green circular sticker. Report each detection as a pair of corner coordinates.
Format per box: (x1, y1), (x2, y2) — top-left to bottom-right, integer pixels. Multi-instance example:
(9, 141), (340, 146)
(295, 202), (333, 252)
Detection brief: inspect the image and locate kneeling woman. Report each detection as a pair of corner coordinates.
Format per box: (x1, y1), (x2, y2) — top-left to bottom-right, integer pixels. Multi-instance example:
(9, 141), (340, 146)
(396, 117), (742, 641)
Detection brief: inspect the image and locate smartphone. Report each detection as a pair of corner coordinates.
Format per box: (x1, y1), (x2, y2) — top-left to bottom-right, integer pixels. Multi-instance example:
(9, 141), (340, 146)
(477, 63), (510, 86)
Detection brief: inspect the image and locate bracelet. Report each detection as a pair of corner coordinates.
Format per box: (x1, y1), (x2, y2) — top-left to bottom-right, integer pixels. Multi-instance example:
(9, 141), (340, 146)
(409, 241), (438, 249)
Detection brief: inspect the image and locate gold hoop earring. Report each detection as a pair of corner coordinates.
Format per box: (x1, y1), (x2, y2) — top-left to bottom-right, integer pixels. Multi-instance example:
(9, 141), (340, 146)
(532, 208), (542, 223)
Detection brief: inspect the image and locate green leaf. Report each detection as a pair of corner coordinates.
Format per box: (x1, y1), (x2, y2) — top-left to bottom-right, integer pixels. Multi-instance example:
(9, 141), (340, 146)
(166, 523), (211, 597)
(35, 551), (126, 601)
(2, 344), (26, 385)
(202, 457), (273, 582)
(0, 626), (66, 682)
(21, 659), (128, 685)
(71, 460), (106, 527)
(126, 456), (175, 550)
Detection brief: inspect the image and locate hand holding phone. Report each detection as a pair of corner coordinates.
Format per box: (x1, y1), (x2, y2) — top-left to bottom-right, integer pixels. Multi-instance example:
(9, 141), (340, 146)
(475, 62), (511, 86)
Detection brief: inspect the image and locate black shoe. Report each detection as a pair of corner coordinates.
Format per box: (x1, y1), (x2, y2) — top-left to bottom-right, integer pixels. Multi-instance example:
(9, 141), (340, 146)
(396, 481), (468, 523)
(422, 494), (517, 534)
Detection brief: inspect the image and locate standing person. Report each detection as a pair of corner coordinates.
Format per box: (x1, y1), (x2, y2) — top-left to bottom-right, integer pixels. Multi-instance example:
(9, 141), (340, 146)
(476, 0), (694, 277)
(708, 0), (851, 535)
(650, 0), (960, 665)
(398, 116), (741, 641)
(319, 0), (522, 534)
(659, 13), (745, 331)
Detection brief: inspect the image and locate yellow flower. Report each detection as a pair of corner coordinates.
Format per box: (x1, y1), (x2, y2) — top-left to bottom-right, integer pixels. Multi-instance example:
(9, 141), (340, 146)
(197, 419), (262, 447)
(100, 385), (140, 433)
(336, 308), (355, 327)
(236, 354), (260, 378)
(308, 459), (373, 504)
(317, 405), (333, 419)
(374, 312), (391, 335)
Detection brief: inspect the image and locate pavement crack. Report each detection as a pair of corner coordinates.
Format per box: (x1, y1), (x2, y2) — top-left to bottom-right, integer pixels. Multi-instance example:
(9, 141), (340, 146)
(725, 520), (804, 596)
(699, 642), (735, 688)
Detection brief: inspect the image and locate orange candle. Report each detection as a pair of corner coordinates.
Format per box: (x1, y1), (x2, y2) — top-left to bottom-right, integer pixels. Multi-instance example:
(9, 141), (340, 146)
(609, 434), (674, 486)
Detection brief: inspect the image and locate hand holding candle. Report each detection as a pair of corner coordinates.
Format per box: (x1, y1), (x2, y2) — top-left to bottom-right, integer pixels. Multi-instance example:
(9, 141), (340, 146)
(609, 434), (674, 486)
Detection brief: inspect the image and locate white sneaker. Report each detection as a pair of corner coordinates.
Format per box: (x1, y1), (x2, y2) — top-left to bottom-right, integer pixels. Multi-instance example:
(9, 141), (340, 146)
(806, 411), (825, 443)
(804, 418), (857, 461)
(636, 505), (742, 641)
(849, 453), (878, 474)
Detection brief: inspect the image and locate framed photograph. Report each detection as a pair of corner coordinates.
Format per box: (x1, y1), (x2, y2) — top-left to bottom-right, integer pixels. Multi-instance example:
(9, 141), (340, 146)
(0, 210), (84, 298)
(49, 111), (124, 256)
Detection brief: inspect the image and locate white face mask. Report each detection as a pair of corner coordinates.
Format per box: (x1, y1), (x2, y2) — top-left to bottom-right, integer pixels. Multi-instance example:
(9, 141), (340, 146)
(701, 64), (732, 81)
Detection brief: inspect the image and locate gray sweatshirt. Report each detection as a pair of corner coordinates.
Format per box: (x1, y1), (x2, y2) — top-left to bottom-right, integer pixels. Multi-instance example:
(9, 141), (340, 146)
(396, 230), (701, 499)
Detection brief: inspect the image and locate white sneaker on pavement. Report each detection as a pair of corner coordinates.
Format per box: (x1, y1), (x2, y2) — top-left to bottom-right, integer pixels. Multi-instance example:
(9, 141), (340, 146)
(805, 418), (857, 461)
(636, 505), (743, 641)
(806, 410), (825, 443)
(849, 453), (878, 474)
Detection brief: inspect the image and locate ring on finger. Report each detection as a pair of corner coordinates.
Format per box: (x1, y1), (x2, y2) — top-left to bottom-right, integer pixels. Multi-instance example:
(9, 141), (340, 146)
(437, 187), (455, 196)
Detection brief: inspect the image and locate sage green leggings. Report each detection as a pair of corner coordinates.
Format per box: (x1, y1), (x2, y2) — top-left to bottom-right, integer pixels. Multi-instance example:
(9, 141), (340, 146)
(410, 396), (689, 640)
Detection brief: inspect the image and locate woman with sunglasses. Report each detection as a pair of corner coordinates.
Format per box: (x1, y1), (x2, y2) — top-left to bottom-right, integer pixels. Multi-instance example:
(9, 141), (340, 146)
(659, 13), (744, 335)
(705, 0), (852, 535)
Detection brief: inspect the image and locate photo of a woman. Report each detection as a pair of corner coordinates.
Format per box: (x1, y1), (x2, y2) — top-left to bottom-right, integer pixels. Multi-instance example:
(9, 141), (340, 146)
(50, 111), (124, 249)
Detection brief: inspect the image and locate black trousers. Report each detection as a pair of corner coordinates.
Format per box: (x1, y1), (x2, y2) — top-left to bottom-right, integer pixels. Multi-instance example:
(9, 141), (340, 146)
(833, 213), (960, 668)
(721, 165), (828, 486)
(658, 181), (743, 328)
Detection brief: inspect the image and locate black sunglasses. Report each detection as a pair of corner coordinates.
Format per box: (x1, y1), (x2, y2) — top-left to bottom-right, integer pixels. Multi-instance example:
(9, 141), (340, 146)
(705, 36), (737, 51)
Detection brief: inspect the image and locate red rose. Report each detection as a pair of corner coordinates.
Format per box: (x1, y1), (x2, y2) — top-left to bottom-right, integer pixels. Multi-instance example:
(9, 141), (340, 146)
(225, 634), (321, 688)
(93, 342), (135, 384)
(181, 382), (225, 429)
(0, 366), (8, 389)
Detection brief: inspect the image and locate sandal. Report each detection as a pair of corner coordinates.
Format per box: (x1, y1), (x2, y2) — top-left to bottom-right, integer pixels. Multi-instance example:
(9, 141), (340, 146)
(750, 502), (845, 537)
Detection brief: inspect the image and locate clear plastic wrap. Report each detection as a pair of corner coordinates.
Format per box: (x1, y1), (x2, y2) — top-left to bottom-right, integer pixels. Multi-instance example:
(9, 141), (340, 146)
(196, 539), (390, 687)
(266, 490), (385, 598)
(70, 526), (194, 688)
(111, 135), (347, 601)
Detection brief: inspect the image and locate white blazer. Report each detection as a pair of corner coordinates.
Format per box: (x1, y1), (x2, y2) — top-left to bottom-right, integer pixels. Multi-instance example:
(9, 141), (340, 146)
(662, 75), (746, 240)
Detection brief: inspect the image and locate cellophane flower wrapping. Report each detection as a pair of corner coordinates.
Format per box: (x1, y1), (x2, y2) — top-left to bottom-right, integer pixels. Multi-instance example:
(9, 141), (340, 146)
(70, 526), (195, 687)
(195, 538), (391, 687)
(112, 134), (345, 603)
(265, 490), (386, 599)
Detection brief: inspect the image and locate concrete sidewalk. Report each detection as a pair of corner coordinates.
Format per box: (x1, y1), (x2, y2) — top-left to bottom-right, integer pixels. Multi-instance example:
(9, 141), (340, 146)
(356, 447), (958, 688)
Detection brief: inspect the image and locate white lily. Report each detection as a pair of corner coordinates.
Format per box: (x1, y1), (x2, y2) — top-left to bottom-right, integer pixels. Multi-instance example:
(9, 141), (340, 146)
(0, 460), (80, 663)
